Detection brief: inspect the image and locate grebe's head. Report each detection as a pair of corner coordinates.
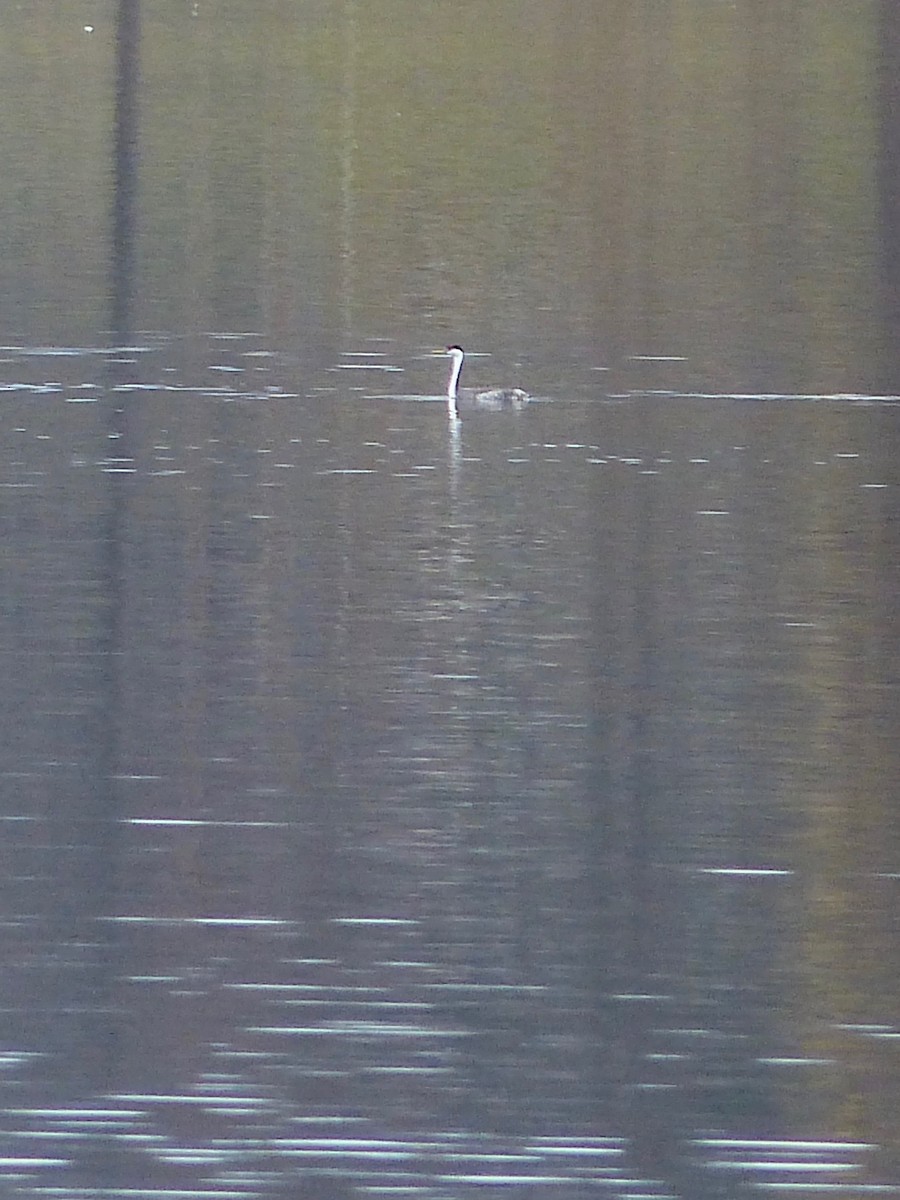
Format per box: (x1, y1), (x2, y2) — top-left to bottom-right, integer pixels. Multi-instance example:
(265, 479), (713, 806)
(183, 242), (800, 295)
(446, 344), (464, 356)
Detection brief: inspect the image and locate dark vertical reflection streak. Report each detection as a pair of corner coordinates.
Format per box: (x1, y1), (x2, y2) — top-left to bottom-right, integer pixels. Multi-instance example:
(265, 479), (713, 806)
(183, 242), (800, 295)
(879, 1), (900, 345)
(83, 0), (142, 1127)
(112, 0), (141, 338)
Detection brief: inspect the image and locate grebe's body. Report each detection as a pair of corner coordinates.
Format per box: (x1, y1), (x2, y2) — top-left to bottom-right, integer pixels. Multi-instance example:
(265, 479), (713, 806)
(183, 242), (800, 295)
(444, 345), (528, 416)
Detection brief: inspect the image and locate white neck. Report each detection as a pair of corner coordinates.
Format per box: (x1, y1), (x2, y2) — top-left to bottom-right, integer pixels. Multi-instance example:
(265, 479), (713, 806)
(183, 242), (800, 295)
(446, 349), (465, 404)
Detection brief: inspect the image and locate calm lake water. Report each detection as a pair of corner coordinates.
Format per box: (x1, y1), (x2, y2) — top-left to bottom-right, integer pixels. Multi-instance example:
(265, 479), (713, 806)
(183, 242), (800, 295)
(1, 3), (899, 1198)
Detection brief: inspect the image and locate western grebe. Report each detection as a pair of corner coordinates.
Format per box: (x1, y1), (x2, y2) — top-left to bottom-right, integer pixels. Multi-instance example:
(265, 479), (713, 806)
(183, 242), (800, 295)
(444, 345), (528, 416)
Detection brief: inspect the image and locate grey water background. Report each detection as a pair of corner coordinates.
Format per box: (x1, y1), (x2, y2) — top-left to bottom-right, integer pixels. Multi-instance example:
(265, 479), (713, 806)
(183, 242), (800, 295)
(2, 2), (900, 1197)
